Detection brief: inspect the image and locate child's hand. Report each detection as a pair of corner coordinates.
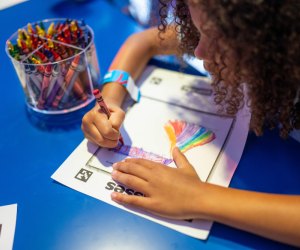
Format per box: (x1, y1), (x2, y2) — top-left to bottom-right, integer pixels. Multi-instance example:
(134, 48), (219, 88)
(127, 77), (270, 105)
(111, 147), (207, 219)
(81, 103), (125, 148)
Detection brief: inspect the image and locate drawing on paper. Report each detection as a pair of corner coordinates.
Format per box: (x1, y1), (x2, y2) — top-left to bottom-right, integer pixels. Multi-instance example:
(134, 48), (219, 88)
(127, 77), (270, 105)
(86, 119), (216, 175)
(164, 120), (215, 153)
(106, 120), (216, 165)
(111, 120), (216, 162)
(110, 145), (173, 165)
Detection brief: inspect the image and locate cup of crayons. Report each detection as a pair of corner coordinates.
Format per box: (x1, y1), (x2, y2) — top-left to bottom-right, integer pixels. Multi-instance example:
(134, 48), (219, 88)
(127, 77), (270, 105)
(5, 18), (100, 120)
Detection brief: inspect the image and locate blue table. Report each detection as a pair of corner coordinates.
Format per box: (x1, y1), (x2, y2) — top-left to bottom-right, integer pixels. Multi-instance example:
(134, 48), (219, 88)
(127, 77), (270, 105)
(0, 1), (299, 249)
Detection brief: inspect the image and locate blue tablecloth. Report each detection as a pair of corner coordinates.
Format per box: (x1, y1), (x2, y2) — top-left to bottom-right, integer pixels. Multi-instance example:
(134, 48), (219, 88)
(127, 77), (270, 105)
(0, 0), (299, 249)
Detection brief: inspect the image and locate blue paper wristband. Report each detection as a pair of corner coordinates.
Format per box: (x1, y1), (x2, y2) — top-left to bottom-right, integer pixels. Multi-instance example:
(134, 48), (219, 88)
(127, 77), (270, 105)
(102, 70), (141, 102)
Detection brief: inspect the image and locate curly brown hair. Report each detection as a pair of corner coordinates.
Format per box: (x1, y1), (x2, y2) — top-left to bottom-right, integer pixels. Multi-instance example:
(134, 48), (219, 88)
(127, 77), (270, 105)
(158, 0), (300, 138)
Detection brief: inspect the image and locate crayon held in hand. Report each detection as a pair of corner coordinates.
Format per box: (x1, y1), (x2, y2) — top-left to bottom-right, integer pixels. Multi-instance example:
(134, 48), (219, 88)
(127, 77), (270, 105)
(93, 89), (124, 146)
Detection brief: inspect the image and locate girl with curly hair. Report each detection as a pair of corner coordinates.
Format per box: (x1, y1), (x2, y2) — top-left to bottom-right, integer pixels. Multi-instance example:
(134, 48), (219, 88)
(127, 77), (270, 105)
(81, 0), (300, 246)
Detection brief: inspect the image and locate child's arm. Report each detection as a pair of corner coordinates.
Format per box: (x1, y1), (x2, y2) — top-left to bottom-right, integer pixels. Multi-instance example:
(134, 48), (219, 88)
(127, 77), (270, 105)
(111, 147), (300, 247)
(82, 26), (180, 147)
(102, 26), (180, 107)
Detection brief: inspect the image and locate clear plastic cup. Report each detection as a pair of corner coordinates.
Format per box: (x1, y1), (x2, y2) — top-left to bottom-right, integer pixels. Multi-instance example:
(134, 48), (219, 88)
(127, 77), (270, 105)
(5, 18), (100, 119)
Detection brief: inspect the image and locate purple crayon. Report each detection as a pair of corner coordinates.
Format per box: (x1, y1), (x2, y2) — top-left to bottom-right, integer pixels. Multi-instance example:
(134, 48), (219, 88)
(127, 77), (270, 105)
(46, 64), (67, 108)
(37, 64), (52, 109)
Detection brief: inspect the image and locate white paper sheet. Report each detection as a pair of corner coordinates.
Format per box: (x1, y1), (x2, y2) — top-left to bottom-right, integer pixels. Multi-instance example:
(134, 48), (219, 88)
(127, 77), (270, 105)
(0, 204), (17, 250)
(0, 0), (28, 10)
(51, 66), (251, 239)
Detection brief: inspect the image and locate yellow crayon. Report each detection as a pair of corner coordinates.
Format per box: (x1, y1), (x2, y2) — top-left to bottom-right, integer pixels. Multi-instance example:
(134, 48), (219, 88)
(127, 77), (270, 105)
(6, 40), (14, 51)
(27, 23), (35, 34)
(47, 22), (55, 37)
(47, 39), (54, 49)
(36, 25), (45, 37)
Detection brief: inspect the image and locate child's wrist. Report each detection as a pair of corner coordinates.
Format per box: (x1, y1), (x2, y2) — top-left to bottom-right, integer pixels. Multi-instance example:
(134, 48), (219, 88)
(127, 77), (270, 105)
(101, 96), (122, 109)
(102, 69), (141, 102)
(191, 182), (219, 220)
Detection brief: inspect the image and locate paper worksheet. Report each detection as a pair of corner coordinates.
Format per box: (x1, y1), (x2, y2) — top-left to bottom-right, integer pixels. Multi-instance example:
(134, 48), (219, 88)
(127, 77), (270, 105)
(0, 204), (17, 250)
(51, 66), (251, 239)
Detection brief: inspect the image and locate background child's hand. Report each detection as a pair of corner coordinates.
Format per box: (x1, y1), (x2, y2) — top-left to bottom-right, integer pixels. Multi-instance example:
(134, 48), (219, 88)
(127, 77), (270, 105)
(81, 103), (125, 148)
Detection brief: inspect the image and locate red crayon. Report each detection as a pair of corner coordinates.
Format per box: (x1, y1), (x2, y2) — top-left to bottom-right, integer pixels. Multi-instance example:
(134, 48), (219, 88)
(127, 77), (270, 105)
(50, 50), (62, 62)
(56, 44), (69, 59)
(93, 89), (124, 146)
(63, 28), (72, 44)
(37, 64), (52, 109)
(19, 39), (30, 55)
(35, 51), (48, 64)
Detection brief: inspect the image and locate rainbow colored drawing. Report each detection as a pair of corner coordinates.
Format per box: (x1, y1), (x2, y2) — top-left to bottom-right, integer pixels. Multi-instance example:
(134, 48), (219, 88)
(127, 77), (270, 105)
(164, 120), (215, 153)
(110, 120), (215, 165)
(110, 145), (173, 165)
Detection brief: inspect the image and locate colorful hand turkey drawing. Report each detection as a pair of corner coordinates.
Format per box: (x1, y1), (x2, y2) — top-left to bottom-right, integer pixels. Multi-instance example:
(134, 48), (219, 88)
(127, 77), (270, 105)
(111, 120), (216, 165)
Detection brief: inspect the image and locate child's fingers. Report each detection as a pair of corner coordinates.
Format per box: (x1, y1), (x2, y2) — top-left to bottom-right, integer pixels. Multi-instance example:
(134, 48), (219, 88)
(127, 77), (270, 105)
(111, 191), (151, 209)
(113, 161), (151, 181)
(172, 147), (191, 169)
